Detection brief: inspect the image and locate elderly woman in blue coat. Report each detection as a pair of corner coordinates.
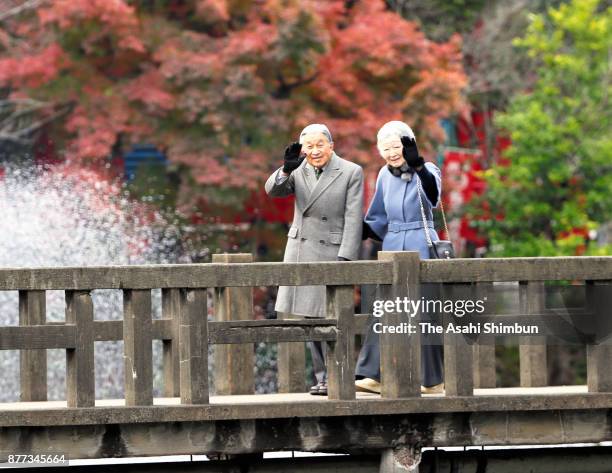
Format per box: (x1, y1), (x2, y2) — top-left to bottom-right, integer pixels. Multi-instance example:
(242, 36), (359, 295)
(355, 120), (444, 394)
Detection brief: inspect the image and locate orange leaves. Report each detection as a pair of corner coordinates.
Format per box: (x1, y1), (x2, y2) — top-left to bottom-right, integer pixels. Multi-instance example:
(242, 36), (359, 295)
(65, 105), (120, 160)
(195, 0), (230, 24)
(38, 0), (144, 53)
(39, 0), (138, 29)
(301, 1), (466, 166)
(155, 33), (224, 86)
(65, 91), (151, 161)
(2, 0), (467, 194)
(225, 22), (277, 62)
(122, 70), (176, 113)
(334, 2), (425, 77)
(0, 43), (68, 88)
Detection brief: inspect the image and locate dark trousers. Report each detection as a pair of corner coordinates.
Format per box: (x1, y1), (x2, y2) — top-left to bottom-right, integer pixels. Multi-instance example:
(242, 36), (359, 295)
(279, 312), (327, 385)
(355, 283), (444, 387)
(309, 341), (327, 384)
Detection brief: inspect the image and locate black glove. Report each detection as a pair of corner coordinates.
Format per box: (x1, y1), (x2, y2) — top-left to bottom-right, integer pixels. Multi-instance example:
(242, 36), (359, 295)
(282, 142), (304, 174)
(401, 136), (425, 169)
(337, 256), (349, 261)
(416, 166), (439, 206)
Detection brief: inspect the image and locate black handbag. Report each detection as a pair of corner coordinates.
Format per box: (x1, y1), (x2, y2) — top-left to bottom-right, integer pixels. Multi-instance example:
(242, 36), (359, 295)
(416, 178), (455, 259)
(428, 240), (455, 259)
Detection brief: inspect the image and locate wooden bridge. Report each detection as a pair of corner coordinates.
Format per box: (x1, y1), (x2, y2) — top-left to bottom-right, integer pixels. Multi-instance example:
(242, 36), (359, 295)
(1, 253), (611, 472)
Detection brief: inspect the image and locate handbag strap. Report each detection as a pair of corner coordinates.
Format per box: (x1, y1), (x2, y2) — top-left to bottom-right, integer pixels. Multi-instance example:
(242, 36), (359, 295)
(416, 176), (451, 245)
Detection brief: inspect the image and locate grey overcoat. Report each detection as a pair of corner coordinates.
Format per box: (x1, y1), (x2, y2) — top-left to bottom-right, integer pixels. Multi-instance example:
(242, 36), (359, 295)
(265, 152), (364, 317)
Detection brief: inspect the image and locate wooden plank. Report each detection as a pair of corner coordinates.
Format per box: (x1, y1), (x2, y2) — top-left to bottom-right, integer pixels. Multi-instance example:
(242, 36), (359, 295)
(210, 324), (338, 344)
(91, 315), (577, 344)
(519, 281), (547, 387)
(66, 291), (95, 408)
(379, 252), (421, 398)
(473, 343), (495, 388)
(4, 315), (570, 347)
(19, 290), (47, 402)
(154, 319), (173, 339)
(212, 319), (337, 328)
(354, 313), (369, 335)
(3, 390), (612, 427)
(586, 280), (612, 393)
(420, 257), (612, 283)
(93, 320), (122, 341)
(179, 289), (209, 404)
(161, 288), (181, 397)
(0, 325), (75, 349)
(2, 258), (609, 289)
(325, 285), (355, 400)
(473, 282), (495, 389)
(123, 289), (153, 406)
(0, 261), (394, 290)
(93, 319), (172, 341)
(470, 314), (586, 341)
(91, 319), (337, 344)
(213, 254), (254, 396)
(2, 408), (612, 458)
(443, 283), (475, 397)
(277, 313), (307, 394)
(1, 258), (610, 291)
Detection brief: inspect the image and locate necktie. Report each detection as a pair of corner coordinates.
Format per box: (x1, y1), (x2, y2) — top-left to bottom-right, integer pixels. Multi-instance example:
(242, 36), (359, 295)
(315, 167), (323, 180)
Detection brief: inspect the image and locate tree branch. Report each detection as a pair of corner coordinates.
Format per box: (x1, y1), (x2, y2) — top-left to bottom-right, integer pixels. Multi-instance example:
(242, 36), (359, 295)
(0, 98), (71, 145)
(0, 0), (44, 22)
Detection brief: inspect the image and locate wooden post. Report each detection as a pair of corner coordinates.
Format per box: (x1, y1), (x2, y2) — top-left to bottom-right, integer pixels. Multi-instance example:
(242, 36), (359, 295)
(473, 282), (496, 389)
(19, 290), (47, 402)
(443, 283), (474, 397)
(326, 285), (355, 400)
(378, 251), (421, 398)
(123, 289), (153, 406)
(162, 288), (181, 397)
(277, 313), (306, 393)
(586, 280), (612, 392)
(179, 288), (209, 404)
(213, 253), (254, 395)
(66, 290), (95, 407)
(519, 281), (547, 387)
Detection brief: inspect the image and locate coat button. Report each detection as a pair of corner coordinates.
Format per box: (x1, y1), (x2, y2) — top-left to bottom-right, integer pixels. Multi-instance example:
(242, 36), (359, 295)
(319, 240), (325, 244)
(321, 216), (327, 221)
(301, 237), (306, 242)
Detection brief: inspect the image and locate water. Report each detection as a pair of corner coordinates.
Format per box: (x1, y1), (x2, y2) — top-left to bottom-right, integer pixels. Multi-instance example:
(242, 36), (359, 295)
(0, 164), (183, 401)
(0, 163), (279, 402)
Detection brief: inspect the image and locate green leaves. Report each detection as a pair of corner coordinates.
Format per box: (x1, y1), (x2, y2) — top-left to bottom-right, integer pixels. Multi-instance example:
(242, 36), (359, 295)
(478, 0), (612, 256)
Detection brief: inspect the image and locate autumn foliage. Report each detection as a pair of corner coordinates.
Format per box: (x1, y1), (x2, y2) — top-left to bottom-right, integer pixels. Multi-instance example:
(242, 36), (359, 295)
(0, 0), (466, 189)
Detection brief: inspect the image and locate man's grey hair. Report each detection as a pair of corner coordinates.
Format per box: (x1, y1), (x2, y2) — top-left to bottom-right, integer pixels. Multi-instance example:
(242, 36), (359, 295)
(299, 124), (333, 144)
(376, 121), (415, 149)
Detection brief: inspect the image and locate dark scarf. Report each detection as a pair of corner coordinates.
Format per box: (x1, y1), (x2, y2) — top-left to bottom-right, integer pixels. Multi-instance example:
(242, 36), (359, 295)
(387, 163), (415, 182)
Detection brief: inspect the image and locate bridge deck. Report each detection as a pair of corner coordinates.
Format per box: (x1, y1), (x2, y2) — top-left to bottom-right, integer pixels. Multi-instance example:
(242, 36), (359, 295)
(3, 384), (610, 428)
(2, 385), (611, 458)
(0, 384), (590, 411)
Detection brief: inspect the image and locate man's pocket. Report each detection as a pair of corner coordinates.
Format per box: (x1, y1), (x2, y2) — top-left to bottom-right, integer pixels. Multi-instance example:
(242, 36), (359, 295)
(329, 232), (342, 245)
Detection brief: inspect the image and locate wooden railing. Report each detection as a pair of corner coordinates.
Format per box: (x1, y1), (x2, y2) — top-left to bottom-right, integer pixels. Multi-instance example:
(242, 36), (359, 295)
(1, 253), (611, 407)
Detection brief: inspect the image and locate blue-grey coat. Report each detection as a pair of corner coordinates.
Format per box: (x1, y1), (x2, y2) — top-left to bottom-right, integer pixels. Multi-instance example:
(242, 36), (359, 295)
(366, 162), (441, 256)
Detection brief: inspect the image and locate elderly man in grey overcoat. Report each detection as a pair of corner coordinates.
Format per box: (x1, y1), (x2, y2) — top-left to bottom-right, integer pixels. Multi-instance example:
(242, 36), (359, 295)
(265, 124), (363, 395)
